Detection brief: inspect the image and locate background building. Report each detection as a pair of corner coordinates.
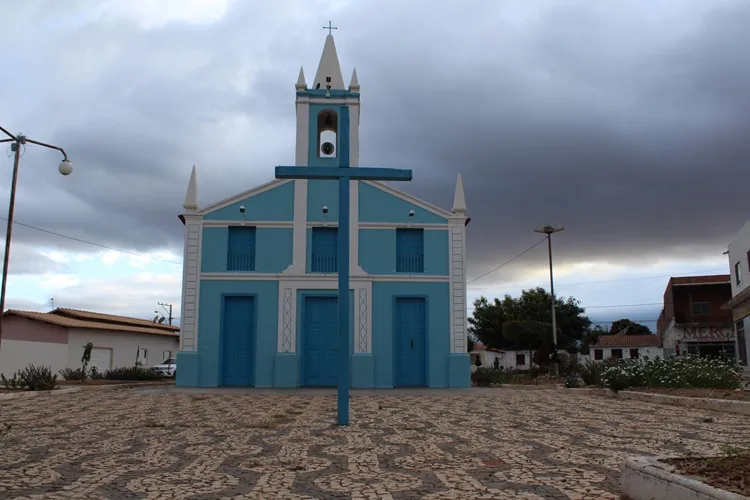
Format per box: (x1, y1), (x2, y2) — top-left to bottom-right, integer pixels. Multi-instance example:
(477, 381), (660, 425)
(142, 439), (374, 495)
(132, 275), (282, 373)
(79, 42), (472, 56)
(657, 275), (735, 360)
(0, 308), (179, 377)
(723, 220), (750, 367)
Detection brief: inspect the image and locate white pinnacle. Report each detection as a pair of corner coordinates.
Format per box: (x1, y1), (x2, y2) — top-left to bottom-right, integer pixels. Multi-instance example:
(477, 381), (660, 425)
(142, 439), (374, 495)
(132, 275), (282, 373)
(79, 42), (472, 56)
(296, 66), (307, 90)
(349, 68), (360, 91)
(452, 173), (467, 215)
(183, 164), (198, 211)
(313, 34), (345, 90)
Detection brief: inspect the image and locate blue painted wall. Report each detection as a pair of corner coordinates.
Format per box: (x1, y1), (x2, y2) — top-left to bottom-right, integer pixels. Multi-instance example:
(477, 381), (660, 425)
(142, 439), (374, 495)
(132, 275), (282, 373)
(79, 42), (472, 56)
(359, 183), (448, 224)
(195, 280), (279, 387)
(307, 180), (339, 221)
(202, 227), (292, 273)
(371, 281), (451, 388)
(359, 229), (449, 275)
(203, 181), (295, 221)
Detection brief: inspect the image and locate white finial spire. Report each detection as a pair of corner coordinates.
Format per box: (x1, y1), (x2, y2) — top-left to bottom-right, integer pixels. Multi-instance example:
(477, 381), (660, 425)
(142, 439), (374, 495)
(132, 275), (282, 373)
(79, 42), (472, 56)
(348, 68), (359, 91)
(296, 66), (307, 90)
(452, 173), (467, 215)
(183, 165), (198, 211)
(313, 34), (345, 91)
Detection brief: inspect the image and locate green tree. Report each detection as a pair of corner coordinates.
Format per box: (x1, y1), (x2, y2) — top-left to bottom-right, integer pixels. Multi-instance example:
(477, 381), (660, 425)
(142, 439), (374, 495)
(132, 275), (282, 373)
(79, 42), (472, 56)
(468, 287), (591, 351)
(611, 319), (652, 335)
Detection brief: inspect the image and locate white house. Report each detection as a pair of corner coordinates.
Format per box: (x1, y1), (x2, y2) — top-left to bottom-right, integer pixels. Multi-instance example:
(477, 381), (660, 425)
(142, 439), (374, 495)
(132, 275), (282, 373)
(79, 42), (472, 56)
(585, 333), (662, 362)
(469, 343), (533, 370)
(0, 308), (180, 377)
(723, 220), (750, 368)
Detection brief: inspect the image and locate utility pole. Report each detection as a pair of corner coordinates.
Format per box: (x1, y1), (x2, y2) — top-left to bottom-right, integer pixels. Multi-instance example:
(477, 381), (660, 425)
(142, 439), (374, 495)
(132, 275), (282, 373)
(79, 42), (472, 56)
(157, 302), (173, 325)
(534, 225), (565, 377)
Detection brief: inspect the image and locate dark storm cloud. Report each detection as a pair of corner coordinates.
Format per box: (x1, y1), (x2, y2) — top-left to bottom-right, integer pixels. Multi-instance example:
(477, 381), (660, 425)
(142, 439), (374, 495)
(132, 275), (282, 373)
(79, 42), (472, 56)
(1, 0), (748, 284)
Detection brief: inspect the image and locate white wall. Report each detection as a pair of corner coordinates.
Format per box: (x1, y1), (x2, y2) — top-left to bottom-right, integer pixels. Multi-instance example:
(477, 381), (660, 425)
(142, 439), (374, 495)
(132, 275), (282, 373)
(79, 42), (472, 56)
(0, 339), (69, 377)
(66, 329), (179, 370)
(469, 349), (532, 370)
(728, 221), (750, 296)
(589, 346), (663, 361)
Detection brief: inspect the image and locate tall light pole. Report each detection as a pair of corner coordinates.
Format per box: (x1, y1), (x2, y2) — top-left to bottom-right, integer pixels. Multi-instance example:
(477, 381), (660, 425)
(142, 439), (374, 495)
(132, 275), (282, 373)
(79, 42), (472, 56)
(0, 125), (72, 347)
(534, 225), (564, 377)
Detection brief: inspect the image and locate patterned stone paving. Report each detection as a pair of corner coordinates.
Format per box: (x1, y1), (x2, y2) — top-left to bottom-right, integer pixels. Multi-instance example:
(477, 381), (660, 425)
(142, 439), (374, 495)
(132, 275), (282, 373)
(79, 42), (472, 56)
(1, 388), (749, 499)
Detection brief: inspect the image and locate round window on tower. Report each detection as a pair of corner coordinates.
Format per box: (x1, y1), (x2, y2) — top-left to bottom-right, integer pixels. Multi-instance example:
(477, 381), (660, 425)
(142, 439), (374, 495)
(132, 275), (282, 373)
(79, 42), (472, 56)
(321, 142), (335, 156)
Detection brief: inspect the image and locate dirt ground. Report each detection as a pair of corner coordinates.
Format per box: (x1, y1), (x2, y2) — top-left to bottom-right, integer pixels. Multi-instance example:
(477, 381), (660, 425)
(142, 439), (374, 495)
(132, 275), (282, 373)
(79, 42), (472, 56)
(663, 455), (750, 496)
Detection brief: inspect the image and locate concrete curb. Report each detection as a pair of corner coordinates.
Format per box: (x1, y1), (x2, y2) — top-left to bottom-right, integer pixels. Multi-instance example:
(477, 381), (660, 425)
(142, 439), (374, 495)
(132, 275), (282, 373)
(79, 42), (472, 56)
(622, 456), (747, 500)
(0, 380), (175, 400)
(580, 387), (750, 416)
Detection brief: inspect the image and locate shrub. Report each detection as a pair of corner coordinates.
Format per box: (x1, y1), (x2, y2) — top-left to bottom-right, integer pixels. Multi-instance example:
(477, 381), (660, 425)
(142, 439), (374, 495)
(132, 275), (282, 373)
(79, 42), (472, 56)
(103, 366), (164, 381)
(59, 368), (87, 381)
(1, 365), (59, 391)
(471, 367), (503, 387)
(601, 355), (743, 392)
(564, 374), (585, 388)
(580, 361), (604, 386)
(89, 366), (103, 380)
(557, 352), (584, 377)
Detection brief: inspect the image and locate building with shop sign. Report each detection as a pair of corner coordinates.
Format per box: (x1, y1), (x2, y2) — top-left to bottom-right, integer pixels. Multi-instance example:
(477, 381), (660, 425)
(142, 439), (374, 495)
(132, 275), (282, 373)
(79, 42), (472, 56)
(657, 275), (735, 360)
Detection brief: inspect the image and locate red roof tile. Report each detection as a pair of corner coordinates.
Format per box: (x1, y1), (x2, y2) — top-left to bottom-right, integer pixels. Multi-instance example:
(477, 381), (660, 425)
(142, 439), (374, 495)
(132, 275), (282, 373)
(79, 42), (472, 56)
(592, 334), (659, 348)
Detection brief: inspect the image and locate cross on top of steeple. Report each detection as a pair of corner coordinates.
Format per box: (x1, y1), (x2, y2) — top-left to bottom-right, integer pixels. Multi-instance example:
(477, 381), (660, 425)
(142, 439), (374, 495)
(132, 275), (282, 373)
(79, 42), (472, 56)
(323, 21), (337, 35)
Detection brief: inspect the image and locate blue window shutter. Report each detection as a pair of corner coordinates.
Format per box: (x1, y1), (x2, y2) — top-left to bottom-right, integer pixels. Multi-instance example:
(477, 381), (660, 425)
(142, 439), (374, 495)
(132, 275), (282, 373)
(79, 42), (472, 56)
(311, 227), (338, 272)
(227, 227), (256, 271)
(396, 229), (424, 273)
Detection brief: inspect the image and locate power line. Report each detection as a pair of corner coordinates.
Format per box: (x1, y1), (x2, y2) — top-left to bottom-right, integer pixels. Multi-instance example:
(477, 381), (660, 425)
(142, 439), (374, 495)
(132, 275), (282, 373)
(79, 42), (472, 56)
(0, 216), (182, 265)
(468, 268), (729, 291)
(466, 238), (547, 285)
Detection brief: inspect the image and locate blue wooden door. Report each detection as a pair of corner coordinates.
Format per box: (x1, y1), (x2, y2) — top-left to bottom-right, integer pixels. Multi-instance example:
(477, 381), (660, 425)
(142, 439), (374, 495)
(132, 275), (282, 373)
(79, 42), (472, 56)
(222, 296), (255, 386)
(394, 297), (427, 387)
(303, 296), (339, 386)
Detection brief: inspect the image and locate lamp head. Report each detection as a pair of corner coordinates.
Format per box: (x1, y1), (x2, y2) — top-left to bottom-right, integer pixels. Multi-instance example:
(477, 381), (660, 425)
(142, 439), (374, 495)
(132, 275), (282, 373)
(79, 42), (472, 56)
(322, 205), (328, 215)
(58, 159), (73, 176)
(408, 210), (415, 217)
(239, 205), (245, 214)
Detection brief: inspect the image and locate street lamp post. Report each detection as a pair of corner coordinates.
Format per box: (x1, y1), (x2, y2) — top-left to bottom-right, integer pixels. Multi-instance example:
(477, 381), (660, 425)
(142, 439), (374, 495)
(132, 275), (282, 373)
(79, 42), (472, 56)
(0, 125), (72, 347)
(534, 225), (564, 377)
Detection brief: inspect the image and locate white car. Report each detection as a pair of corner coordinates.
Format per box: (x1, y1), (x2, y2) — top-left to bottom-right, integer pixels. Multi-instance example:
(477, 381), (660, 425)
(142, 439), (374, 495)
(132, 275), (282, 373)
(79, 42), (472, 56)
(153, 358), (176, 377)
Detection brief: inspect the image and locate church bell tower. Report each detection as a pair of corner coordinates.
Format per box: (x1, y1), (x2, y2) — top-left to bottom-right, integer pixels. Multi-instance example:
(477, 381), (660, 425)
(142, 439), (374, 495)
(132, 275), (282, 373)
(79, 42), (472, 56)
(294, 31), (360, 167)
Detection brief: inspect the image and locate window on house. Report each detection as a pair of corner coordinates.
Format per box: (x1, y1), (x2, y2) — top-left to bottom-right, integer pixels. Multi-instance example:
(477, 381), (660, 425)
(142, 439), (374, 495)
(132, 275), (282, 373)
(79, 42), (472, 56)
(594, 349), (603, 360)
(630, 348), (639, 359)
(396, 228), (424, 273)
(515, 353), (525, 366)
(735, 261), (742, 286)
(690, 302), (711, 316)
(611, 349), (623, 359)
(227, 226), (256, 271)
(737, 320), (748, 366)
(311, 227), (338, 272)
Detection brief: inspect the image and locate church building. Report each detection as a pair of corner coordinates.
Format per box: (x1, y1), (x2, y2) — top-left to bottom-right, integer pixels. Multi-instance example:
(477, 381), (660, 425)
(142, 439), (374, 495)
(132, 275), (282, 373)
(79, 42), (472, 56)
(175, 34), (470, 388)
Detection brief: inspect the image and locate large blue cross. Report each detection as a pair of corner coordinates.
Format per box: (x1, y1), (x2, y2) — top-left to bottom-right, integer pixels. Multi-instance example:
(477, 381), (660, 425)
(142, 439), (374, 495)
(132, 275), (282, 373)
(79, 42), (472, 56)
(275, 106), (412, 425)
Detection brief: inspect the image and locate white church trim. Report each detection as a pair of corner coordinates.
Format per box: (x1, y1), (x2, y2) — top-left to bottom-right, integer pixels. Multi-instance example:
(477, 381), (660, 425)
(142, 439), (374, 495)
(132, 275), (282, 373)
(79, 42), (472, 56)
(276, 278), (373, 354)
(180, 214), (203, 352)
(448, 217), (468, 353)
(196, 179), (293, 216)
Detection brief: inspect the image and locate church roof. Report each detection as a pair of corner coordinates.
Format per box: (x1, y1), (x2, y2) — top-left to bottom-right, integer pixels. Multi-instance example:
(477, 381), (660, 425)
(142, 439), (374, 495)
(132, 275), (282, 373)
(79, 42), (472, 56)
(313, 34), (345, 91)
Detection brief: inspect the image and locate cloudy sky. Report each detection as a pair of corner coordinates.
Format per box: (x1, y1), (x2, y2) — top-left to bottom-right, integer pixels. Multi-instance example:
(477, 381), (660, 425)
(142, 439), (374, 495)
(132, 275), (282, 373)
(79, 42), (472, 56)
(1, 0), (748, 330)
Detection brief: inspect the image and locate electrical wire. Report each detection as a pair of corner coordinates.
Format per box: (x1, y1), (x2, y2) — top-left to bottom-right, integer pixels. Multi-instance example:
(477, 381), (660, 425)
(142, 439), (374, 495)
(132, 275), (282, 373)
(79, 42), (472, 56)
(466, 238), (547, 285)
(0, 216), (182, 265)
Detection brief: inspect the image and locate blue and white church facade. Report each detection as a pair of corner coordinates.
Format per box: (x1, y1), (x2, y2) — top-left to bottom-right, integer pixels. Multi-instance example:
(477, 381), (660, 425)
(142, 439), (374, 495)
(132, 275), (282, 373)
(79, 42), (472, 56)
(175, 34), (470, 388)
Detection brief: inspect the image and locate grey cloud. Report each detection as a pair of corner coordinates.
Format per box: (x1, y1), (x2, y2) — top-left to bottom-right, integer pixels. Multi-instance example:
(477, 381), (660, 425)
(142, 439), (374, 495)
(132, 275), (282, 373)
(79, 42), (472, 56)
(0, 0), (748, 290)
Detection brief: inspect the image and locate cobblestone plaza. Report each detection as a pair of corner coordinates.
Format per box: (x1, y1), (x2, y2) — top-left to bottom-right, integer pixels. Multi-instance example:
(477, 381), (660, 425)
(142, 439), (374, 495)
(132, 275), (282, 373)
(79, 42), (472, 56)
(1, 388), (748, 499)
